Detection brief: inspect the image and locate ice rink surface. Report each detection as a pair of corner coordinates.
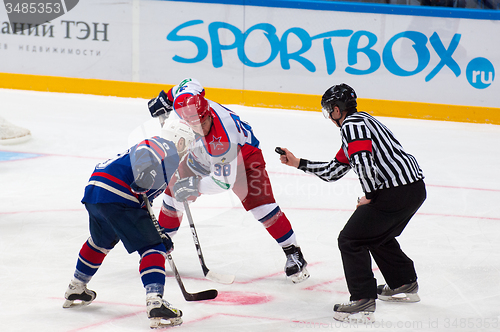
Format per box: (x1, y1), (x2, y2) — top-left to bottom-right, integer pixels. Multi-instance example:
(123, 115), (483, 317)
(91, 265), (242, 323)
(1, 88), (499, 332)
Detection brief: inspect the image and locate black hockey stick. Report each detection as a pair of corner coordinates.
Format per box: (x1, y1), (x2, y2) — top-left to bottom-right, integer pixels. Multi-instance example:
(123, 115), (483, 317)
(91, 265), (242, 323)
(174, 169), (235, 284)
(182, 199), (235, 284)
(142, 194), (218, 301)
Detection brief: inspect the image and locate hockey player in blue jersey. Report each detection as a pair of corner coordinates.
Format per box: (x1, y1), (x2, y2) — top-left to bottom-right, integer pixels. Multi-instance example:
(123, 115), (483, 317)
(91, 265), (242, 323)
(62, 119), (195, 329)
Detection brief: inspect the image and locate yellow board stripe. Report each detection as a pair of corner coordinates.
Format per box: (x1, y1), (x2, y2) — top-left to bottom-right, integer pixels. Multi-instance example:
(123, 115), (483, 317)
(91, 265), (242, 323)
(1, 72), (498, 125)
(0, 72), (168, 98)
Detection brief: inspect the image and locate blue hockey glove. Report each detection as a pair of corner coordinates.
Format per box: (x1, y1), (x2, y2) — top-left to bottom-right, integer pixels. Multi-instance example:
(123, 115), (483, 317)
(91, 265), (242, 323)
(131, 164), (157, 194)
(173, 176), (200, 202)
(148, 90), (173, 118)
(159, 227), (174, 254)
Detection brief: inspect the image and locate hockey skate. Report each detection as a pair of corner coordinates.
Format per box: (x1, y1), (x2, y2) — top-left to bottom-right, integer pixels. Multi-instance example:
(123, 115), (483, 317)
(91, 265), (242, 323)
(63, 279), (96, 308)
(377, 281), (420, 302)
(147, 294), (183, 329)
(283, 245), (310, 283)
(333, 298), (375, 324)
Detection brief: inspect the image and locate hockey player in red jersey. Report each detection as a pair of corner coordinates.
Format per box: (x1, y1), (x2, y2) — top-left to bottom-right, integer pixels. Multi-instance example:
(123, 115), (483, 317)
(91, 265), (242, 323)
(147, 78), (309, 283)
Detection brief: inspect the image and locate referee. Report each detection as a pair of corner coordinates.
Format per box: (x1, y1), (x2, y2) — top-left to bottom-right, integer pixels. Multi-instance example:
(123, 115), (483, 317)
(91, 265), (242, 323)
(278, 83), (426, 323)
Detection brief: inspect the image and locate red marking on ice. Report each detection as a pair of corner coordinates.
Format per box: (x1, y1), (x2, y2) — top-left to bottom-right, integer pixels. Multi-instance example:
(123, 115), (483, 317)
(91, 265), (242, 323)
(268, 170), (500, 193)
(4, 208), (500, 221)
(206, 291), (272, 305)
(303, 276), (346, 293)
(65, 311), (143, 332)
(233, 271), (284, 284)
(187, 312), (290, 325)
(304, 268), (379, 294)
(232, 262), (322, 285)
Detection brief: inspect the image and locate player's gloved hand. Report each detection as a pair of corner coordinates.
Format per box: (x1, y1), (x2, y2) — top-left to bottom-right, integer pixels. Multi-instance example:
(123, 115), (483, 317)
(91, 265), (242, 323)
(148, 90), (173, 118)
(173, 176), (200, 202)
(159, 227), (174, 254)
(131, 164), (158, 194)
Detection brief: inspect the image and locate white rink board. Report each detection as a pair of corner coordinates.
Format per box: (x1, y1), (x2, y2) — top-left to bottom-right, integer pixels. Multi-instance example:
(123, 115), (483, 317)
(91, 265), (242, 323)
(0, 0), (498, 107)
(0, 1), (132, 81)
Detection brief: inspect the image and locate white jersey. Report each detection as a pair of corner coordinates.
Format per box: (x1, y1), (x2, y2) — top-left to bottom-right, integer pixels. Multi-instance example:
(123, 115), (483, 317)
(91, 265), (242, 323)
(169, 78), (260, 195)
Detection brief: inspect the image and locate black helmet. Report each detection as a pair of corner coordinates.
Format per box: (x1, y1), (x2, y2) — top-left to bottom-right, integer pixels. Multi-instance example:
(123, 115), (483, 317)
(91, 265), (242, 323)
(321, 83), (357, 119)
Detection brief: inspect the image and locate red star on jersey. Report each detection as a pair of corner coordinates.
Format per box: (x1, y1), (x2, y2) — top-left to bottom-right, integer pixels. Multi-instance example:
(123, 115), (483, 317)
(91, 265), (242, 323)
(210, 136), (224, 150)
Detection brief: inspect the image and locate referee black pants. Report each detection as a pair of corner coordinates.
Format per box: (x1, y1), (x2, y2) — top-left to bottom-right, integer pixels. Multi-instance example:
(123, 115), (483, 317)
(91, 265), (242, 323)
(338, 180), (426, 301)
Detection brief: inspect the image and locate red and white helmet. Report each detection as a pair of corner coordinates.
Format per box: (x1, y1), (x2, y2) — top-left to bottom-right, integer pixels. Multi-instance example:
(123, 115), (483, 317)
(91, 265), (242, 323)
(177, 94), (211, 125)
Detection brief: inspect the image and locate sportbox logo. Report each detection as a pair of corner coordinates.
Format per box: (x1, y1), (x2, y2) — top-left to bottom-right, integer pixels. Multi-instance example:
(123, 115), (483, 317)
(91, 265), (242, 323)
(3, 0), (79, 32)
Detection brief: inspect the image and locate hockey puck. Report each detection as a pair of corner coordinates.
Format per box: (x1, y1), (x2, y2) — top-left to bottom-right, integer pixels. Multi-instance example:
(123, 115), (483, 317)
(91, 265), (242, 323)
(275, 147), (286, 155)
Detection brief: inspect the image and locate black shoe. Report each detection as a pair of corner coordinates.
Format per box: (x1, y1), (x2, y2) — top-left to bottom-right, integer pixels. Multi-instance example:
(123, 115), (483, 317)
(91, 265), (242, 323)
(283, 245), (310, 283)
(147, 294), (183, 329)
(377, 281), (420, 302)
(63, 279), (96, 308)
(333, 298), (376, 323)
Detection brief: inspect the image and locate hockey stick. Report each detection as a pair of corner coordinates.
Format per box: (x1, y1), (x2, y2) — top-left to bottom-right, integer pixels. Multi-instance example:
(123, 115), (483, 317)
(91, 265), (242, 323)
(182, 199), (235, 284)
(175, 170), (235, 284)
(142, 194), (218, 301)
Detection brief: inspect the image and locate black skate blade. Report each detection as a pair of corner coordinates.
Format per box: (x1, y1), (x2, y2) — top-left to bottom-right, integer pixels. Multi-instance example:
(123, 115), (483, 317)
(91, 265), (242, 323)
(184, 289), (218, 301)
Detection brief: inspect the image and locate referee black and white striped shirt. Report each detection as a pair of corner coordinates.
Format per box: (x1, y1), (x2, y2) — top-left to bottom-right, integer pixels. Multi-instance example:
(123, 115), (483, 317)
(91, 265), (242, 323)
(298, 112), (424, 199)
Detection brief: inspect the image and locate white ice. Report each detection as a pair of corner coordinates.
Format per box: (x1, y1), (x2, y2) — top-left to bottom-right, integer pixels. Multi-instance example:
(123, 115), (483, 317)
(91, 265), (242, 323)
(1, 88), (499, 332)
